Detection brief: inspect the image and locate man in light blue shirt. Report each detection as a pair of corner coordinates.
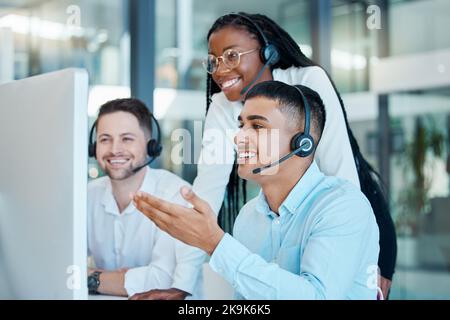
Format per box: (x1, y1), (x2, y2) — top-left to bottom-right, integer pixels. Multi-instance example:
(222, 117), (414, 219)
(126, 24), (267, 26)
(212, 161), (379, 299)
(133, 81), (380, 300)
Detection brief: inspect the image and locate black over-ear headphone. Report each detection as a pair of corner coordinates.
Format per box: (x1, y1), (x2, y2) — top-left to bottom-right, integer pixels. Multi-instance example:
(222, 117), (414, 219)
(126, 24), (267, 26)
(290, 85), (314, 158)
(88, 113), (162, 160)
(252, 85), (315, 174)
(231, 13), (280, 66)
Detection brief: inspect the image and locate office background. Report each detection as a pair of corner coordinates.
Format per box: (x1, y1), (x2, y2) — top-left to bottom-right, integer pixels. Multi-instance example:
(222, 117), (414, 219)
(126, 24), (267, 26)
(0, 0), (449, 299)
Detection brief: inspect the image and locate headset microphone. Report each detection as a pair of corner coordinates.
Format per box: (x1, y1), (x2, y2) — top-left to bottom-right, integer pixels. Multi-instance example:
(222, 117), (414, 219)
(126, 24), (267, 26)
(231, 13), (280, 97)
(250, 84), (315, 175)
(88, 106), (163, 175)
(252, 139), (312, 174)
(132, 157), (157, 173)
(240, 60), (271, 96)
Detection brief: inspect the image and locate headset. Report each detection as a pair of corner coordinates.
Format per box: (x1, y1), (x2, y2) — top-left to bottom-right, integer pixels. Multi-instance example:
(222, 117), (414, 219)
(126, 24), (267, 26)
(227, 13), (280, 95)
(252, 85), (315, 174)
(231, 13), (280, 67)
(289, 86), (314, 158)
(88, 112), (162, 172)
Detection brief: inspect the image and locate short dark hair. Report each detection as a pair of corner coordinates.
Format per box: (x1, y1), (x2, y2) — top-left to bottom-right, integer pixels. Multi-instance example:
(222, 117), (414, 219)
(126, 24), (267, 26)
(244, 81), (326, 143)
(96, 98), (152, 137)
(208, 15), (396, 281)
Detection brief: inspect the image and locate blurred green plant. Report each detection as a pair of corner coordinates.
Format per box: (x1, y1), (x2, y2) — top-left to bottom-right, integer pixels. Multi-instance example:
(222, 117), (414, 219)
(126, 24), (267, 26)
(396, 116), (445, 236)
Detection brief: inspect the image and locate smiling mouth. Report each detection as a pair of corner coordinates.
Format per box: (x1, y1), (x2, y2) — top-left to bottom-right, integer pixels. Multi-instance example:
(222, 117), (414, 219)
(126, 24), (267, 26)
(238, 151), (257, 159)
(220, 77), (241, 90)
(106, 159), (130, 167)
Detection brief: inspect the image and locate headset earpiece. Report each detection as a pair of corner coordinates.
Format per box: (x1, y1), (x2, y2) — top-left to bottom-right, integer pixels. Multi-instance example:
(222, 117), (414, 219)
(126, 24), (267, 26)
(290, 132), (314, 158)
(88, 113), (162, 161)
(290, 85), (315, 158)
(148, 113), (163, 158)
(261, 43), (280, 66)
(147, 138), (162, 158)
(88, 142), (97, 159)
(232, 13), (280, 67)
(88, 120), (97, 159)
(251, 84), (316, 174)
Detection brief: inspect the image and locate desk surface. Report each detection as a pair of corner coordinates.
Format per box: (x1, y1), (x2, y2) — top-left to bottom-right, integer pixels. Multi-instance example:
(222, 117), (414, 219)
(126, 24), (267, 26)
(89, 294), (128, 300)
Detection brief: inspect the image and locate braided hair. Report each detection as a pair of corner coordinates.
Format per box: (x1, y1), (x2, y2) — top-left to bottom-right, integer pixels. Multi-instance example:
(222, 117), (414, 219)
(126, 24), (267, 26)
(205, 12), (396, 280)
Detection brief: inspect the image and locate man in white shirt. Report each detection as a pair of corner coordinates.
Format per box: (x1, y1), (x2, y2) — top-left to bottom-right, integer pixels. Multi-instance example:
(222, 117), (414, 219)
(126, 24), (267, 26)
(87, 98), (205, 299)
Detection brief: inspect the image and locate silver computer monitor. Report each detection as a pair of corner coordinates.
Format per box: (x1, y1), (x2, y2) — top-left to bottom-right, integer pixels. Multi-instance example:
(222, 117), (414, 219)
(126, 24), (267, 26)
(0, 68), (88, 299)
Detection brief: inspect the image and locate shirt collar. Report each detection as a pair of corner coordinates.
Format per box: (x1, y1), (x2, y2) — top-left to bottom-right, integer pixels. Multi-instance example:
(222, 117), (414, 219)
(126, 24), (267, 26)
(101, 167), (156, 216)
(256, 161), (324, 217)
(255, 191), (272, 217)
(281, 161), (324, 215)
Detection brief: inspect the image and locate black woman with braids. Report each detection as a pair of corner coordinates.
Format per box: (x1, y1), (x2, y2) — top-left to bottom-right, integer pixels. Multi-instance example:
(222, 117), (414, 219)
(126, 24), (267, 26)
(189, 12), (396, 299)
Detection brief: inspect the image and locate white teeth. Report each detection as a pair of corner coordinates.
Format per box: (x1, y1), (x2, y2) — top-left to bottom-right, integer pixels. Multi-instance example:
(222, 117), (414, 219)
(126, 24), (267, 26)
(222, 78), (240, 89)
(109, 159), (127, 164)
(238, 152), (256, 159)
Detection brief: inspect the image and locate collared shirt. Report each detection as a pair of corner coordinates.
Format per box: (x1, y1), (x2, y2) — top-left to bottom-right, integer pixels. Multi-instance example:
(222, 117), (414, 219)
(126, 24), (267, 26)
(209, 162), (379, 300)
(193, 66), (360, 214)
(87, 167), (206, 298)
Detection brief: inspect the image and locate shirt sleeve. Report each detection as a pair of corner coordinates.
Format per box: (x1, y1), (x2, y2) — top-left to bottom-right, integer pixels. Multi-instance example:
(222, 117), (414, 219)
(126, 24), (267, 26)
(192, 97), (237, 214)
(300, 67), (360, 189)
(168, 185), (207, 297)
(171, 241), (206, 296)
(209, 197), (379, 300)
(124, 229), (176, 296)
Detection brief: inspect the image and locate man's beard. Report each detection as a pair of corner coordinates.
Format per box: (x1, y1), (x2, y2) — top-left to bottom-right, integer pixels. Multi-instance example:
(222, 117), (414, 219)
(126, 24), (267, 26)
(104, 165), (135, 181)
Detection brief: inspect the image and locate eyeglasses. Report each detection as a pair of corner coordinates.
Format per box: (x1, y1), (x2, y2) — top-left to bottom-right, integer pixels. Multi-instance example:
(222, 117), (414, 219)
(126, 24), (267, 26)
(202, 48), (259, 74)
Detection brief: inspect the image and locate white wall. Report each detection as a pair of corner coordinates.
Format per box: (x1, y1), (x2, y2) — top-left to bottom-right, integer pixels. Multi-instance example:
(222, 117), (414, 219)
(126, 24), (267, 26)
(371, 48), (450, 94)
(391, 0), (450, 56)
(343, 91), (450, 122)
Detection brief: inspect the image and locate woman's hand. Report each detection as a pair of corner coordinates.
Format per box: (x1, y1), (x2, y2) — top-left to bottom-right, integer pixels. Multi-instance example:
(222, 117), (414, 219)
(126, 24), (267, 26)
(133, 186), (224, 256)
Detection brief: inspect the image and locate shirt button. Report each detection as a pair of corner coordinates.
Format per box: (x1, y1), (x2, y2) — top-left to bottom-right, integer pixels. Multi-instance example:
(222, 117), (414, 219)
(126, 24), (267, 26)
(274, 219), (280, 225)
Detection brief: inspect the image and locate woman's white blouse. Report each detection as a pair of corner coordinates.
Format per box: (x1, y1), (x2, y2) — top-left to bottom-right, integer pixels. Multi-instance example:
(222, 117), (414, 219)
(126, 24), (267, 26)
(193, 66), (360, 214)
